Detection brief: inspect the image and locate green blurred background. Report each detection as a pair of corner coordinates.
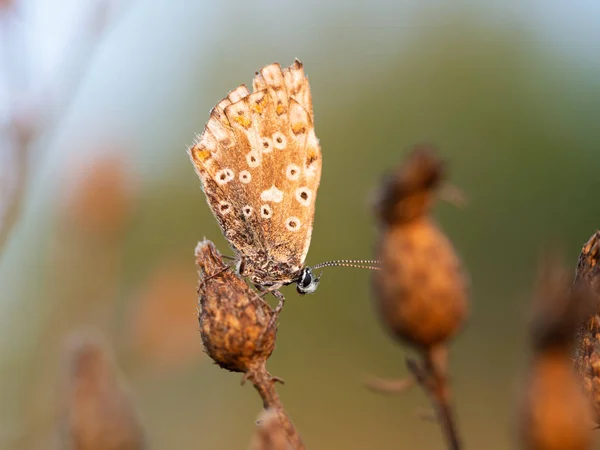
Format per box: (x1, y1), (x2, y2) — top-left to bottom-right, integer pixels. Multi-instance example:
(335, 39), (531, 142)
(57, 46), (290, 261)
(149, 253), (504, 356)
(1, 1), (600, 449)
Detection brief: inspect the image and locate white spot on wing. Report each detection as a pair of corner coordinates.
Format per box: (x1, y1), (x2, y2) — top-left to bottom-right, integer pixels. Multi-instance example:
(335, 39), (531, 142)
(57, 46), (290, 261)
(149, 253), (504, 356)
(218, 200), (232, 215)
(260, 204), (272, 219)
(260, 185), (284, 203)
(295, 187), (312, 206)
(215, 168), (234, 185)
(242, 205), (253, 217)
(246, 150), (261, 168)
(272, 132), (287, 149)
(286, 164), (301, 181)
(260, 137), (273, 153)
(285, 216), (301, 231)
(239, 170), (251, 183)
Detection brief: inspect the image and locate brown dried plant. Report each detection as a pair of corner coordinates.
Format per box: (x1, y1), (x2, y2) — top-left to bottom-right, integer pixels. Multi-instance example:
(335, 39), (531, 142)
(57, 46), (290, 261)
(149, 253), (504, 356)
(518, 254), (595, 450)
(574, 231), (600, 424)
(247, 409), (293, 450)
(128, 260), (203, 373)
(367, 145), (469, 450)
(0, 0), (116, 258)
(58, 330), (146, 450)
(195, 239), (304, 450)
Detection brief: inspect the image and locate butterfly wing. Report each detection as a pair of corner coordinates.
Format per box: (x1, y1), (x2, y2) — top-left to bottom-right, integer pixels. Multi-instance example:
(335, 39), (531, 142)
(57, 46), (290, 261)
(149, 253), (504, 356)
(189, 60), (321, 283)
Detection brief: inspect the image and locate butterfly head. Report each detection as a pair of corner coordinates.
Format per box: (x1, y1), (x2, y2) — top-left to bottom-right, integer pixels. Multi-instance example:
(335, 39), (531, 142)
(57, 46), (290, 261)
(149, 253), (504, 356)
(296, 267), (321, 295)
(295, 260), (382, 295)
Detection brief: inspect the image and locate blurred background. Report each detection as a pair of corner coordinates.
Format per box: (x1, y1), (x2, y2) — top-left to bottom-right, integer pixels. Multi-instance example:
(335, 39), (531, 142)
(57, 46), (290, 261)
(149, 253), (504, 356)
(1, 1), (600, 449)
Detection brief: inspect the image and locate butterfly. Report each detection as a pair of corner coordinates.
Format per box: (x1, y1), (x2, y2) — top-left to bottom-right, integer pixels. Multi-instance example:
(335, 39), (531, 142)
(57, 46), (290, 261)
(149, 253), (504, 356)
(188, 59), (378, 313)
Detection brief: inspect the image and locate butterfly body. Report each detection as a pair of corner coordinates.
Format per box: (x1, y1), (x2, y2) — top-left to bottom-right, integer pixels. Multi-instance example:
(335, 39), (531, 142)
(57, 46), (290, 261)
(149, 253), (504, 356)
(189, 60), (321, 294)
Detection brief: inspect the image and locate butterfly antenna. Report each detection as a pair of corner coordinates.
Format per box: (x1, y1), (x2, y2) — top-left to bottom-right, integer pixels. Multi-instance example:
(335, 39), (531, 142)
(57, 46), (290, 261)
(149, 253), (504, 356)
(311, 259), (382, 271)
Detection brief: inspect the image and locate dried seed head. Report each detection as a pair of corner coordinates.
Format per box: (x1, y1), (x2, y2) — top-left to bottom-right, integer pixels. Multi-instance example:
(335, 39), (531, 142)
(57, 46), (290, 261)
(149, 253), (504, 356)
(518, 255), (595, 450)
(196, 239), (276, 373)
(574, 231), (600, 424)
(61, 331), (146, 450)
(371, 146), (469, 350)
(374, 144), (445, 225)
(519, 352), (595, 450)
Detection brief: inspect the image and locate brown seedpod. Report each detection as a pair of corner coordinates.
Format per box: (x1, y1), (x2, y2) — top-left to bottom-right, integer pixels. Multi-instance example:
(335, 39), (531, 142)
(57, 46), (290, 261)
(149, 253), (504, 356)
(518, 255), (595, 450)
(195, 239), (304, 449)
(195, 239), (276, 373)
(574, 231), (600, 423)
(60, 331), (146, 450)
(369, 145), (469, 450)
(372, 145), (469, 351)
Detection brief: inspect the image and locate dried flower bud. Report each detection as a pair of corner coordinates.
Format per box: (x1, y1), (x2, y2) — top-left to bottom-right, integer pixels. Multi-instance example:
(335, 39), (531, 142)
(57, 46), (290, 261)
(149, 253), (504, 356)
(371, 146), (469, 350)
(129, 261), (202, 373)
(518, 256), (595, 450)
(369, 145), (467, 450)
(195, 239), (276, 373)
(62, 152), (135, 238)
(375, 144), (445, 225)
(61, 331), (146, 450)
(574, 231), (600, 423)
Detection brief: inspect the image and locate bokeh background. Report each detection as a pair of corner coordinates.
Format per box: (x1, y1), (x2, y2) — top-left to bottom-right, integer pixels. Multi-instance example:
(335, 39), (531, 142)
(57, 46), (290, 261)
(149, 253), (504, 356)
(1, 1), (600, 449)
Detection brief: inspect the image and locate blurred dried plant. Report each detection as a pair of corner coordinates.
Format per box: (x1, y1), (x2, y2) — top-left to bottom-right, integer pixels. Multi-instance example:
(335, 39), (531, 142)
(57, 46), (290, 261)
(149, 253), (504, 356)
(50, 151), (136, 329)
(195, 239), (304, 450)
(62, 152), (136, 239)
(0, 0), (118, 258)
(58, 330), (146, 450)
(1, 3), (131, 443)
(518, 253), (595, 450)
(574, 231), (600, 424)
(367, 145), (469, 450)
(128, 259), (202, 373)
(12, 149), (138, 450)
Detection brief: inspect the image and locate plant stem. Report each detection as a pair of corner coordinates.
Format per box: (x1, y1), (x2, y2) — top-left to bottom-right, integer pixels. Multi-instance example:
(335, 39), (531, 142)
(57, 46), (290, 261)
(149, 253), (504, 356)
(247, 364), (305, 450)
(407, 346), (461, 450)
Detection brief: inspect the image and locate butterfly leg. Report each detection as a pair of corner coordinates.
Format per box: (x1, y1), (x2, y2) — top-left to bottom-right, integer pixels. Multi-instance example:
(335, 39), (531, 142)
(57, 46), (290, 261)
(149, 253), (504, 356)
(266, 290), (285, 331)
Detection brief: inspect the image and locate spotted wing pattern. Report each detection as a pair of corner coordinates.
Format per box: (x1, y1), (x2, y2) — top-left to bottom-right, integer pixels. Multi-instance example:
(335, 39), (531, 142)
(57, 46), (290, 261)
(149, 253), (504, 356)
(188, 60), (321, 285)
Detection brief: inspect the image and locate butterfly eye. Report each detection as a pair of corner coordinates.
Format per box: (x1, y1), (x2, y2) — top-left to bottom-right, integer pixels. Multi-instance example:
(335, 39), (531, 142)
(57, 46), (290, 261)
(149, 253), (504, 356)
(296, 268), (320, 294)
(300, 269), (312, 288)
